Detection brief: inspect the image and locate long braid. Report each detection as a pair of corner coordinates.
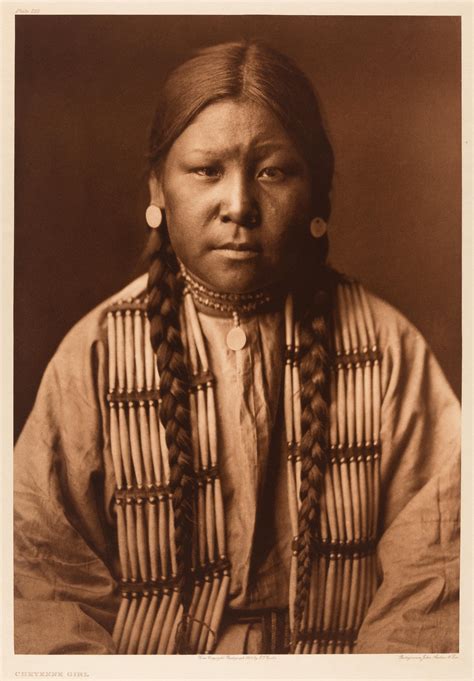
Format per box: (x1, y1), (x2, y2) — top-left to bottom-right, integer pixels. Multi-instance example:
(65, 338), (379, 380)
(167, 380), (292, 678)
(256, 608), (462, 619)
(292, 264), (334, 650)
(146, 226), (195, 617)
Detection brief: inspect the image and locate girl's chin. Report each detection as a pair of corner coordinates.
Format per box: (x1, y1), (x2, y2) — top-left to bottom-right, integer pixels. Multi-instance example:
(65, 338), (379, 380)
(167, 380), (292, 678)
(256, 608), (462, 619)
(191, 264), (278, 295)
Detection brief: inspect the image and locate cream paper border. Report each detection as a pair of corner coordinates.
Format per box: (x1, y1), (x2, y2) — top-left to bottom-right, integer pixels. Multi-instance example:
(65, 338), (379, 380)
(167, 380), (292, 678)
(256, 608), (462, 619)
(1, 2), (472, 680)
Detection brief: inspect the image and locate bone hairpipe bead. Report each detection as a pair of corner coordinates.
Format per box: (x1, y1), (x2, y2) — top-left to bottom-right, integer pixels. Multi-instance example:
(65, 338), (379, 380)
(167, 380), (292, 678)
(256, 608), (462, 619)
(115, 311), (126, 393)
(147, 498), (160, 582)
(292, 363), (302, 444)
(133, 310), (145, 392)
(158, 496), (169, 580)
(340, 461), (354, 542)
(167, 496), (178, 577)
(289, 554), (297, 634)
(184, 293), (209, 372)
(118, 404), (134, 488)
(331, 556), (344, 651)
(135, 500), (149, 581)
(118, 595), (138, 653)
(136, 591), (160, 654)
(197, 576), (220, 653)
(166, 602), (184, 654)
(358, 455), (369, 541)
(346, 363), (356, 447)
(196, 387), (210, 469)
(206, 573), (230, 653)
(144, 317), (155, 392)
(323, 467), (339, 542)
(349, 456), (362, 542)
(354, 358), (364, 445)
(205, 481), (216, 562)
(112, 596), (130, 648)
(128, 404), (144, 488)
(124, 310), (135, 392)
(127, 593), (150, 654)
(115, 501), (130, 578)
(329, 369), (338, 450)
(294, 454), (302, 512)
(157, 589), (181, 654)
(125, 501), (139, 581)
(189, 578), (212, 652)
(138, 402), (154, 486)
(330, 462), (346, 541)
(107, 311), (117, 392)
(146, 591), (171, 654)
(284, 362), (294, 443)
(188, 581), (203, 625)
(286, 458), (299, 537)
(109, 405), (124, 489)
(206, 385), (218, 468)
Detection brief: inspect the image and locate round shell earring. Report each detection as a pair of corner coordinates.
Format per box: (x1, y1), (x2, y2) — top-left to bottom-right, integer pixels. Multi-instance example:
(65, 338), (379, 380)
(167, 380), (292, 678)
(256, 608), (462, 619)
(145, 205), (163, 229)
(310, 217), (327, 238)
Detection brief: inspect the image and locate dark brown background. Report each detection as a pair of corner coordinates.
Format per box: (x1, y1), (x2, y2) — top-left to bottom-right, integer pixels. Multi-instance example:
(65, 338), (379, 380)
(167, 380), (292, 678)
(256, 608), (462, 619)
(14, 15), (461, 441)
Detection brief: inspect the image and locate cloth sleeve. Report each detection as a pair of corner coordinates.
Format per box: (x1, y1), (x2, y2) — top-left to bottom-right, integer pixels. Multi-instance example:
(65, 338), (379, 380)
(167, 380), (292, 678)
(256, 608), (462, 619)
(14, 314), (119, 654)
(354, 310), (460, 653)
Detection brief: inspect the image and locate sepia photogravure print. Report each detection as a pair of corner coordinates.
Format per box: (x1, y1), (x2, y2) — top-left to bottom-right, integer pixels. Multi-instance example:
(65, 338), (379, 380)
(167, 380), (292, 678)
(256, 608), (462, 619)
(13, 13), (461, 657)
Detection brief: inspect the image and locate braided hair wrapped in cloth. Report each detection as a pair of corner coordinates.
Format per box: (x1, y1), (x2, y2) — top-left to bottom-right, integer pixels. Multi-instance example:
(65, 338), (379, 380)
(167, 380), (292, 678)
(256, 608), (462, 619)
(14, 42), (460, 655)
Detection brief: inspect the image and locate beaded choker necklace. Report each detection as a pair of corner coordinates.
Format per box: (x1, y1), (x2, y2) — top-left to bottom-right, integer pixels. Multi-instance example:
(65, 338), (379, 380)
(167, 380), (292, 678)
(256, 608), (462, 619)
(179, 264), (275, 351)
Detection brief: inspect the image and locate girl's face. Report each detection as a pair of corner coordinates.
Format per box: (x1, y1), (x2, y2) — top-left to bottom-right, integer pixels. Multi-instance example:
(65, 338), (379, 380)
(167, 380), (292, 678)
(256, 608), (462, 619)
(153, 98), (313, 293)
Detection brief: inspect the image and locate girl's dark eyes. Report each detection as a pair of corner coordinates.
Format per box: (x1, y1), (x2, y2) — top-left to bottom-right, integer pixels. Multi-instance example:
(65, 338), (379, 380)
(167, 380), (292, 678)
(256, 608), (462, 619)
(257, 166), (285, 180)
(191, 166), (287, 180)
(193, 166), (222, 178)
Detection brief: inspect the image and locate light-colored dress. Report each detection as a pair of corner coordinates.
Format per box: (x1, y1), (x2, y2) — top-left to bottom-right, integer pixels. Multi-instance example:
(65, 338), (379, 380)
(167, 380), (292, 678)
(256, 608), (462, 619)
(14, 274), (460, 653)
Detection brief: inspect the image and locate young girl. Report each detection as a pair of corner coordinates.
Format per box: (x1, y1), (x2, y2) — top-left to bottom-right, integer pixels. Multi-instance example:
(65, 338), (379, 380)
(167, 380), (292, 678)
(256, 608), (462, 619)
(14, 41), (460, 655)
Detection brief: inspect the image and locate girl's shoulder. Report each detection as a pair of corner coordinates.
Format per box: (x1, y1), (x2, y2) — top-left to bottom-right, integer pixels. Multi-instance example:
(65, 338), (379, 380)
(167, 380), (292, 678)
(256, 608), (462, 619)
(332, 275), (426, 357)
(52, 274), (148, 361)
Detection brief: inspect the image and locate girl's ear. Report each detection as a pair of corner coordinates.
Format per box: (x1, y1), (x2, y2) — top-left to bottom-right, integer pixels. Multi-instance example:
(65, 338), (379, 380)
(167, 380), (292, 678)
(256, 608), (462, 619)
(148, 174), (165, 207)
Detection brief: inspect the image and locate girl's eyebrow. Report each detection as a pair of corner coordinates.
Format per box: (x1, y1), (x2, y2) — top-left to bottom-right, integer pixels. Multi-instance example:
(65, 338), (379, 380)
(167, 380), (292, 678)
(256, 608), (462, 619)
(187, 149), (219, 156)
(185, 142), (296, 159)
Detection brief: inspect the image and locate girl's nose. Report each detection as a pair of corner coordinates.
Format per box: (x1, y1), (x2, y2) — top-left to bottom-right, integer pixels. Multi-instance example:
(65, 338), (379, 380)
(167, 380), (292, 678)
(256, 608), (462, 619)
(219, 172), (260, 228)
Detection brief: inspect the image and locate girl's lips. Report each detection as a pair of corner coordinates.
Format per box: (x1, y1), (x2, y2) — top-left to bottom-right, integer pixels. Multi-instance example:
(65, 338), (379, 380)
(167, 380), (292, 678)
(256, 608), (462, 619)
(214, 248), (260, 260)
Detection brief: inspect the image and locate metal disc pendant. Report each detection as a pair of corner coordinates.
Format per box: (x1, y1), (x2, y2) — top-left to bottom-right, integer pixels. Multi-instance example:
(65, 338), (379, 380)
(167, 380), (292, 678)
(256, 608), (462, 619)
(226, 326), (246, 351)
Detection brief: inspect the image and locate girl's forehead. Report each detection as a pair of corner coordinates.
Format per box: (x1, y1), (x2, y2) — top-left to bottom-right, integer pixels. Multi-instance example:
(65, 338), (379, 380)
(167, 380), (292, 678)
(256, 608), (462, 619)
(169, 98), (298, 158)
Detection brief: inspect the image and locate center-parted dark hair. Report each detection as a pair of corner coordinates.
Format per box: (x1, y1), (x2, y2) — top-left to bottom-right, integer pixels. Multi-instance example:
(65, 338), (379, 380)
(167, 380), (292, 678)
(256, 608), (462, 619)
(149, 40), (334, 220)
(146, 40), (336, 652)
